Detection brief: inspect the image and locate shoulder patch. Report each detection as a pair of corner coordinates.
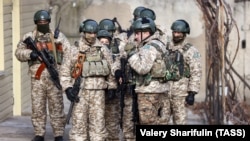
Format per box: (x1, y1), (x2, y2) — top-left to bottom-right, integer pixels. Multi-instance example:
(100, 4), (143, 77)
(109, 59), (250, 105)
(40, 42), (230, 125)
(193, 52), (201, 58)
(143, 44), (151, 49)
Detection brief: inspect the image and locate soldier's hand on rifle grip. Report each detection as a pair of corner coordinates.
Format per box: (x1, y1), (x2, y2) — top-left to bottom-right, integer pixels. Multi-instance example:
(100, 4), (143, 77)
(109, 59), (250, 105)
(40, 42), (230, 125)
(65, 87), (78, 102)
(185, 91), (197, 105)
(30, 51), (38, 61)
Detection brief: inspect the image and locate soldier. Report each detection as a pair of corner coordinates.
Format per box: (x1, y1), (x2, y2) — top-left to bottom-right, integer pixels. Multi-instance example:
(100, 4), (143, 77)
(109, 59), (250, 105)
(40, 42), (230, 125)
(15, 10), (71, 141)
(98, 19), (125, 140)
(110, 6), (147, 141)
(127, 6), (146, 41)
(61, 19), (118, 141)
(162, 19), (202, 124)
(125, 17), (169, 126)
(97, 30), (112, 45)
(96, 29), (121, 141)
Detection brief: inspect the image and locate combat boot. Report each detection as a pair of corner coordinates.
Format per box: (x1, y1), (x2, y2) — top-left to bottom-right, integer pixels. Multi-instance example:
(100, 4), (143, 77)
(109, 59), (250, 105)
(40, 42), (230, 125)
(31, 135), (44, 141)
(54, 136), (64, 141)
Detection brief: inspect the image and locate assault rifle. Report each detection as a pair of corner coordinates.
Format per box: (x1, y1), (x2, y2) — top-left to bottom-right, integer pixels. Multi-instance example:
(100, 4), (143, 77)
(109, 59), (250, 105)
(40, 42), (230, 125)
(54, 17), (61, 39)
(66, 76), (82, 124)
(129, 69), (139, 135)
(119, 57), (127, 130)
(119, 57), (139, 134)
(112, 17), (126, 33)
(24, 37), (62, 90)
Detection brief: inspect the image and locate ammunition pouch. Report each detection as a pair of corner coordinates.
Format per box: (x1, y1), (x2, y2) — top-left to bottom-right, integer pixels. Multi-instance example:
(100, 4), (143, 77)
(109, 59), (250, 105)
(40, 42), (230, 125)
(150, 59), (166, 78)
(164, 50), (190, 81)
(82, 60), (110, 77)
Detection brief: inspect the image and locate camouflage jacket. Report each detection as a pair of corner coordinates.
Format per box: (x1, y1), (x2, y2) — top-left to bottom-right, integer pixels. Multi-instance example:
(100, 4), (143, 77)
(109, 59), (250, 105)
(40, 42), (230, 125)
(168, 39), (202, 96)
(128, 35), (169, 94)
(60, 37), (118, 91)
(15, 27), (71, 78)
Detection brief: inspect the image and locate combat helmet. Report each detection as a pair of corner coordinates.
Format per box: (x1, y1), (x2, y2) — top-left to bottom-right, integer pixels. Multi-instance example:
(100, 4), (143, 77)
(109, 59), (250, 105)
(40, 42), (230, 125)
(97, 30), (112, 41)
(99, 19), (116, 32)
(79, 19), (99, 33)
(133, 6), (146, 21)
(33, 10), (51, 24)
(171, 19), (190, 34)
(132, 17), (156, 34)
(140, 8), (156, 21)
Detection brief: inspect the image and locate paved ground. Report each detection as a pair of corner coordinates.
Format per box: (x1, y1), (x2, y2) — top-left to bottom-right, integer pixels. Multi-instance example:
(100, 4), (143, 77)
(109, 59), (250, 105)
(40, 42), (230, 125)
(0, 95), (208, 141)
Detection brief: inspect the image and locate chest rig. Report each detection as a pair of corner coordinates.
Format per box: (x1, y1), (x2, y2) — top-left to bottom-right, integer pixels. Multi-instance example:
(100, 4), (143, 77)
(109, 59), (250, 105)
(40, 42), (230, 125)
(81, 46), (110, 77)
(135, 40), (167, 86)
(164, 43), (191, 81)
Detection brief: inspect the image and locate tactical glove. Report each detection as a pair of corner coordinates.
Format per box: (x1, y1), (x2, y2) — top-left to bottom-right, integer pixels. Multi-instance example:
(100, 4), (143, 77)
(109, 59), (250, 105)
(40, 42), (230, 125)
(65, 87), (78, 102)
(124, 42), (136, 58)
(185, 91), (197, 105)
(30, 51), (38, 61)
(115, 69), (122, 81)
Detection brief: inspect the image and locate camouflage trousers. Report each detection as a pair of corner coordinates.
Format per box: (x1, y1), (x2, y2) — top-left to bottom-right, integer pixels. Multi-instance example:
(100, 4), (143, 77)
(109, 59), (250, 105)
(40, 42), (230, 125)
(69, 89), (108, 141)
(31, 75), (65, 137)
(122, 94), (136, 141)
(137, 93), (163, 125)
(105, 96), (120, 141)
(159, 93), (187, 124)
(105, 93), (136, 141)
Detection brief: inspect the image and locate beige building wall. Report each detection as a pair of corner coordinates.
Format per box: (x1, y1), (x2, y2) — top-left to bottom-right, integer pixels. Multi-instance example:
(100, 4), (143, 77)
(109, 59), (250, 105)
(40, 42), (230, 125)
(0, 0), (14, 122)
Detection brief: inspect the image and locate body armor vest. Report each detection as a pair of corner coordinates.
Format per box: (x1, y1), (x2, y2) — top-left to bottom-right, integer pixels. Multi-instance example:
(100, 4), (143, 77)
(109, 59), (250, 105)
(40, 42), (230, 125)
(135, 40), (167, 86)
(28, 33), (63, 66)
(164, 43), (191, 81)
(82, 46), (110, 77)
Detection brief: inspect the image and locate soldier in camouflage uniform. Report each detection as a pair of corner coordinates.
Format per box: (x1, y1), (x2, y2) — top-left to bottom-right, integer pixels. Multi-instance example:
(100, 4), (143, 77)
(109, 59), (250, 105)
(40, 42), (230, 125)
(125, 17), (169, 126)
(97, 29), (121, 141)
(126, 6), (146, 43)
(161, 19), (202, 124)
(15, 10), (71, 141)
(61, 19), (119, 141)
(112, 6), (147, 141)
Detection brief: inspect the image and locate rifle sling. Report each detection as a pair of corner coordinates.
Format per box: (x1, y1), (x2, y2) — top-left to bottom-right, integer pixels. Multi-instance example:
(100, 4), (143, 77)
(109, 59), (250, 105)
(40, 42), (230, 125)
(50, 33), (58, 63)
(35, 62), (46, 80)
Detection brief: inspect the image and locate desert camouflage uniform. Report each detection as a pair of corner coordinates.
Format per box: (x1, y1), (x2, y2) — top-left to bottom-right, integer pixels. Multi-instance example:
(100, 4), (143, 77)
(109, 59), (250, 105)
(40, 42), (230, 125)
(160, 39), (202, 124)
(15, 29), (71, 137)
(61, 37), (119, 141)
(128, 34), (169, 125)
(104, 37), (122, 141)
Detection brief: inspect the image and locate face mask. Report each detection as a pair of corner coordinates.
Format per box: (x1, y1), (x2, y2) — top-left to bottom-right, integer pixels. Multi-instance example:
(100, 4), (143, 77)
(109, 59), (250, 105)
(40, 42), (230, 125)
(37, 23), (50, 34)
